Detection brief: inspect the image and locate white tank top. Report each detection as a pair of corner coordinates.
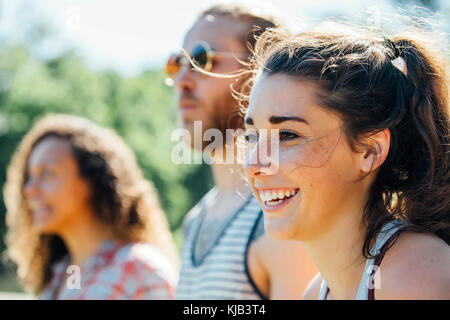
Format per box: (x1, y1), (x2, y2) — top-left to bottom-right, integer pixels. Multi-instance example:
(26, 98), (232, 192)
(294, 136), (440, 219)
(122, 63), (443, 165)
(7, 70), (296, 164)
(318, 219), (406, 300)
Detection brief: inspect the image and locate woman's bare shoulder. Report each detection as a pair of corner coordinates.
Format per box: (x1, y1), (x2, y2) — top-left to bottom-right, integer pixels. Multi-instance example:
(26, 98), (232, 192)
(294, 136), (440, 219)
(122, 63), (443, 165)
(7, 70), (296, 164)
(375, 231), (450, 299)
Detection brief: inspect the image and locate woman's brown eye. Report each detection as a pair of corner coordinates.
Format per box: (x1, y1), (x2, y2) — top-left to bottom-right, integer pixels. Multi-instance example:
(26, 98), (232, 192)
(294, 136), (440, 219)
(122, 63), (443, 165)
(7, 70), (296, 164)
(279, 131), (300, 142)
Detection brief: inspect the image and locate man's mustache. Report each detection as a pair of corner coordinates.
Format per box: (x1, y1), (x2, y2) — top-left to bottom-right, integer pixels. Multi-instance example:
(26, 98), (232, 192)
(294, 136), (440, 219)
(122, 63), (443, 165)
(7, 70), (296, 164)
(178, 93), (197, 102)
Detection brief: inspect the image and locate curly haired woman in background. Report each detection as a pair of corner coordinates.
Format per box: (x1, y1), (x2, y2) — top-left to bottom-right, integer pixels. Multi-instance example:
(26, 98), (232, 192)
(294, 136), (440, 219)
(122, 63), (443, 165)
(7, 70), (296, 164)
(4, 114), (179, 299)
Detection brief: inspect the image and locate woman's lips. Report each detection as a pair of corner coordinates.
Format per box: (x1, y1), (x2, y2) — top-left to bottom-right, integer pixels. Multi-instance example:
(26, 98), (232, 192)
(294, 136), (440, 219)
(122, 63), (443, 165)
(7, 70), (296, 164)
(257, 188), (300, 212)
(32, 206), (52, 224)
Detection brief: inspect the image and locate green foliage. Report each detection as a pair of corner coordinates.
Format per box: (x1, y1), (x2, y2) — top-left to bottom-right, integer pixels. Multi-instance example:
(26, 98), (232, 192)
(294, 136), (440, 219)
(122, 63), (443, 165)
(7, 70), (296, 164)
(0, 42), (214, 272)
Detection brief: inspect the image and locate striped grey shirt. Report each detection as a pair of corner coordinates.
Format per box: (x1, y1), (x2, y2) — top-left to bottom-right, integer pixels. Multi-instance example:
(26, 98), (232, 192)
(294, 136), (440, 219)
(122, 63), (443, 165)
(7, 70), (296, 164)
(175, 192), (265, 300)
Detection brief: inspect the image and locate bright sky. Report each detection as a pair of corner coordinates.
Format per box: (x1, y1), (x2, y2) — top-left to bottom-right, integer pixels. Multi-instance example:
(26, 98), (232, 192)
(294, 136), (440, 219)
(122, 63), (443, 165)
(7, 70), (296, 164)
(1, 0), (449, 76)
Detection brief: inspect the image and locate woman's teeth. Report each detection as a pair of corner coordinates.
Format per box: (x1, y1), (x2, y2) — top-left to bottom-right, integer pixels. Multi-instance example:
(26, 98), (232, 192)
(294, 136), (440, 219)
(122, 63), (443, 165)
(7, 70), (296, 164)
(259, 189), (299, 206)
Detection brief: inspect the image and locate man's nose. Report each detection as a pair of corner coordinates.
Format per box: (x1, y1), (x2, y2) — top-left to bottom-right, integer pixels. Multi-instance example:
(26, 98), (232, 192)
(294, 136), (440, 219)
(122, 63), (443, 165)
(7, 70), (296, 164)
(175, 64), (196, 93)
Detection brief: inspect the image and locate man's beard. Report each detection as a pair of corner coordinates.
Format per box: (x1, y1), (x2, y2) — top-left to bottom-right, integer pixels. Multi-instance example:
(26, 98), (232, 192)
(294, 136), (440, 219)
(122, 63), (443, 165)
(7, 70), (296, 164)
(195, 105), (243, 152)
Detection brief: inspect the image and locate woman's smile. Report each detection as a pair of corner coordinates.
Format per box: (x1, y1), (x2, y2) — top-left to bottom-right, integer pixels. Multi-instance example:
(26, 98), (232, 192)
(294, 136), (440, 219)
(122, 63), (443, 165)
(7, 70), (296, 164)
(256, 187), (300, 212)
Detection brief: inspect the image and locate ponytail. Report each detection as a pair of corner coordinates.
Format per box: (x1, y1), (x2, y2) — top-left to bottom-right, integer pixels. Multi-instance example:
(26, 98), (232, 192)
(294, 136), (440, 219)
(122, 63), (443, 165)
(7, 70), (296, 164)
(386, 37), (450, 242)
(364, 35), (449, 257)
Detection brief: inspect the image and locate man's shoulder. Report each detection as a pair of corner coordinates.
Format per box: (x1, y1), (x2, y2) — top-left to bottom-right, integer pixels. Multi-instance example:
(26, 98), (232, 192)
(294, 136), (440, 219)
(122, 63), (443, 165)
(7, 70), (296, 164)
(181, 187), (217, 234)
(182, 204), (203, 230)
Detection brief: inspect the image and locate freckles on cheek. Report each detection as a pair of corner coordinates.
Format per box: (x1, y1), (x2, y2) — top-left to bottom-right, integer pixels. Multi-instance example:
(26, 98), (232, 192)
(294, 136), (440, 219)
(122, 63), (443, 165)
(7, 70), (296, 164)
(278, 148), (303, 175)
(276, 133), (346, 183)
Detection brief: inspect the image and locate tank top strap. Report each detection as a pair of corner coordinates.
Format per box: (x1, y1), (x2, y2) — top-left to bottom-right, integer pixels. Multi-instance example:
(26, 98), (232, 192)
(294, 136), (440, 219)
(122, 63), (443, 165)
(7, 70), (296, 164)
(317, 219), (407, 300)
(318, 278), (330, 300)
(356, 219), (407, 300)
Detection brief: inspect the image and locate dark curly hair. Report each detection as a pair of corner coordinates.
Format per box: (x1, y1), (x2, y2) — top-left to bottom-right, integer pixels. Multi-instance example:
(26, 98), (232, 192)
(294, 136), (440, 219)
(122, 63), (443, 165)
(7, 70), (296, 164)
(4, 114), (179, 294)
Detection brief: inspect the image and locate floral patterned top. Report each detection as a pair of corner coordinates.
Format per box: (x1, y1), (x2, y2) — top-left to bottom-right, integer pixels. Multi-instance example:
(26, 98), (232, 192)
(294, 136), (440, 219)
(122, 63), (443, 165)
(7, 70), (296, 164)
(39, 240), (177, 300)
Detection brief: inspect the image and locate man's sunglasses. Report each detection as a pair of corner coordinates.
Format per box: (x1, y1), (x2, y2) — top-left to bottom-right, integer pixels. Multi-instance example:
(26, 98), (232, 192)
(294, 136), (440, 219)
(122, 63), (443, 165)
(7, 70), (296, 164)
(165, 41), (247, 79)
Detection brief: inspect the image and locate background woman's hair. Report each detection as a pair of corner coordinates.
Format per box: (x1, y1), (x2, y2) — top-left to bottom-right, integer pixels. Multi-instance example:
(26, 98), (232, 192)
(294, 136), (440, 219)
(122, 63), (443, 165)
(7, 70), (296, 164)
(4, 114), (179, 294)
(248, 21), (449, 257)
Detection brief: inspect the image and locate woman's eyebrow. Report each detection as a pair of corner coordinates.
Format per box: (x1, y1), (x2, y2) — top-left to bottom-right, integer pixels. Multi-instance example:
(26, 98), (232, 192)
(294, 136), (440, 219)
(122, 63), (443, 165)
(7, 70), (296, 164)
(245, 116), (309, 126)
(269, 116), (309, 125)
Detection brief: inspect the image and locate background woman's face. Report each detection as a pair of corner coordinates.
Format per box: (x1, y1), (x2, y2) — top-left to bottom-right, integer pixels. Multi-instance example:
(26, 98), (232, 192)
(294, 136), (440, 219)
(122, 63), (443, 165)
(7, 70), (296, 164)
(245, 74), (364, 242)
(23, 136), (93, 234)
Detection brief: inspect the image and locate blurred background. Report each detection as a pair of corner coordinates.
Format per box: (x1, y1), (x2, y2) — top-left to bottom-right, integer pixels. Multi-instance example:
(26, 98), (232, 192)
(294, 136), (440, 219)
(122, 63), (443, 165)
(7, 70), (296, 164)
(0, 0), (448, 297)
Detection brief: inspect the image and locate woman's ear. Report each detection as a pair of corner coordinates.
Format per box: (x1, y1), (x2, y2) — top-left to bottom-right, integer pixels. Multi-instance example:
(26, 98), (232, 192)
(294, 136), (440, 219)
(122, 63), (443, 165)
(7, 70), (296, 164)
(360, 128), (391, 173)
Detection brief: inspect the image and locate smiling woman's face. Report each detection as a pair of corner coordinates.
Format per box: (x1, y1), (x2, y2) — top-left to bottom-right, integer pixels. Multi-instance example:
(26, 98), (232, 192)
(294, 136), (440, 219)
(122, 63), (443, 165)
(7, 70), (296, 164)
(23, 136), (93, 234)
(245, 73), (366, 242)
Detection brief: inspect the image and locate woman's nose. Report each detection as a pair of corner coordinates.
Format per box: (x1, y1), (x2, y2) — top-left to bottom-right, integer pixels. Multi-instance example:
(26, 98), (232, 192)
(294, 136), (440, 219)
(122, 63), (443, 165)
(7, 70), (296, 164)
(23, 176), (38, 198)
(244, 138), (279, 177)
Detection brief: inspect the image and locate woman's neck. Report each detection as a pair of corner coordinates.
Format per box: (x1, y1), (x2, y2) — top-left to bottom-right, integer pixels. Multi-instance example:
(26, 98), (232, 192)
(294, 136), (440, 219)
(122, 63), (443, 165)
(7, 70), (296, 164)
(59, 214), (118, 267)
(304, 192), (370, 299)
